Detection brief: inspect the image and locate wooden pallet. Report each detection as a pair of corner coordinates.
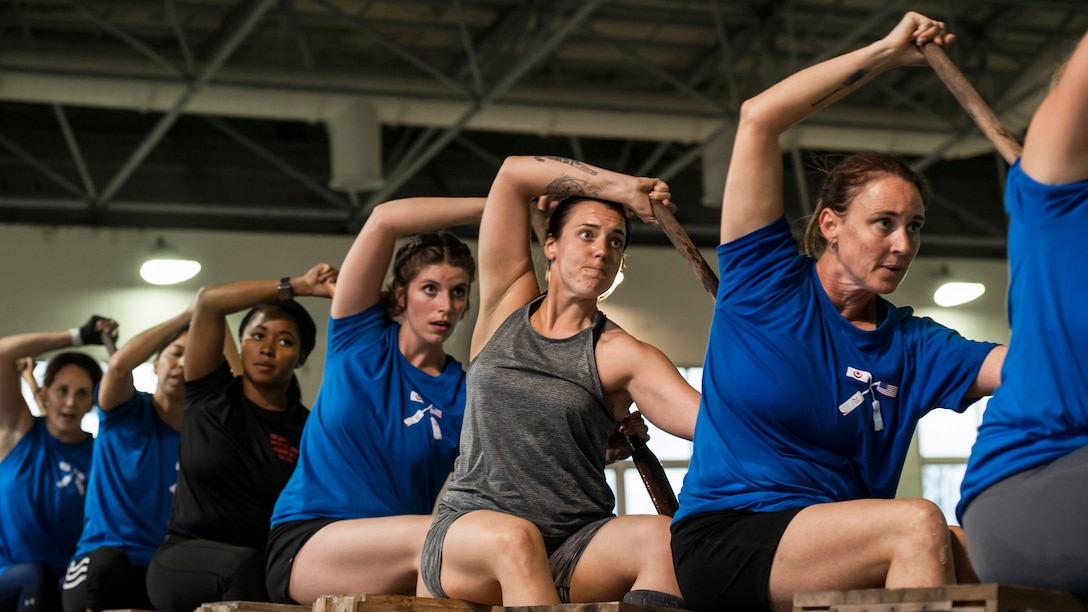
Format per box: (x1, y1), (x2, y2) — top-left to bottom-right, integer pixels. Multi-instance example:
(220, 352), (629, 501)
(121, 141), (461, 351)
(794, 583), (1088, 612)
(500, 604), (682, 612)
(195, 602), (310, 612)
(313, 594), (682, 612)
(313, 593), (487, 612)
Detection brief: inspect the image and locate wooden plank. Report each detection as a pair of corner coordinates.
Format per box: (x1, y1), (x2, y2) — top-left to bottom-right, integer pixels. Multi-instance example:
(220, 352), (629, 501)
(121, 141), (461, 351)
(499, 603), (685, 612)
(196, 602), (309, 612)
(794, 583), (1088, 612)
(312, 595), (684, 612)
(312, 593), (489, 612)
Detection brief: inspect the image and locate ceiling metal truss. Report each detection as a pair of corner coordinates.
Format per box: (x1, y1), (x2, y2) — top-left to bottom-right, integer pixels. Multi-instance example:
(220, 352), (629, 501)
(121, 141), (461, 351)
(3, 0), (1087, 256)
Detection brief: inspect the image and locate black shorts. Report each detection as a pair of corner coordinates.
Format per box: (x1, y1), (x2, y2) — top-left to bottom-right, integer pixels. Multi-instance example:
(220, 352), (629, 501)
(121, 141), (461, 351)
(671, 507), (803, 612)
(265, 517), (338, 604)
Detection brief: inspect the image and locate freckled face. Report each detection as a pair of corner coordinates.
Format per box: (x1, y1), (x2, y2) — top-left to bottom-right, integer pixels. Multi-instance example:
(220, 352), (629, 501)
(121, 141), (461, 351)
(43, 364), (94, 439)
(821, 175), (925, 295)
(397, 263), (472, 347)
(545, 201), (627, 300)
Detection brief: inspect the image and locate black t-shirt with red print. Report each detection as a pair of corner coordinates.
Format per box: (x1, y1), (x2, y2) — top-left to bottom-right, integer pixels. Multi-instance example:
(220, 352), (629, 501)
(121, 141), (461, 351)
(165, 362), (308, 549)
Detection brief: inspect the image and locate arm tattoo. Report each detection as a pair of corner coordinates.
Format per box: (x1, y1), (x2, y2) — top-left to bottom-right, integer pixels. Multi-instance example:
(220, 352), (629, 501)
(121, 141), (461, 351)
(545, 176), (602, 198)
(533, 155), (599, 176)
(810, 68), (869, 108)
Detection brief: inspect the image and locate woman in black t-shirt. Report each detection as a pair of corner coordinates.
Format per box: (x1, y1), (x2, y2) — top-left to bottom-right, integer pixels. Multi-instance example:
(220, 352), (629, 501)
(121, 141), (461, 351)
(146, 264), (337, 612)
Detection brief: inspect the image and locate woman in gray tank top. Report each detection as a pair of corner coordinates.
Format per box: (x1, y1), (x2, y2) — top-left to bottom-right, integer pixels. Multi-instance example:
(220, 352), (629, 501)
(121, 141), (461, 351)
(418, 156), (699, 607)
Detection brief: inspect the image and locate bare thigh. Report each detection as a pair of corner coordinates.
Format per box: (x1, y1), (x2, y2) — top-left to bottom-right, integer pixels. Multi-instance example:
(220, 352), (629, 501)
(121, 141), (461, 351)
(569, 514), (679, 603)
(768, 498), (952, 612)
(288, 515), (432, 604)
(434, 510), (557, 606)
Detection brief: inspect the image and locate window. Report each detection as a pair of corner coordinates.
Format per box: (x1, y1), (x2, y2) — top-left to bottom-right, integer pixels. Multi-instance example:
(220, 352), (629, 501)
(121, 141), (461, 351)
(607, 367), (699, 515)
(916, 397), (987, 524)
(21, 360), (158, 438)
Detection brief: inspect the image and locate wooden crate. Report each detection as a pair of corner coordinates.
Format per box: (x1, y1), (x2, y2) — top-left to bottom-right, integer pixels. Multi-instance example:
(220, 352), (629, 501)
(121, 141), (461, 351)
(196, 602), (310, 612)
(312, 593), (488, 612)
(500, 604), (683, 612)
(794, 583), (1088, 612)
(312, 594), (682, 612)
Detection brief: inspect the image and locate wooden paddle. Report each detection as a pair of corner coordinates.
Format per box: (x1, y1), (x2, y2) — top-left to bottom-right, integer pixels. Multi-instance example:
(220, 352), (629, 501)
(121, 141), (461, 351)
(922, 43), (1022, 164)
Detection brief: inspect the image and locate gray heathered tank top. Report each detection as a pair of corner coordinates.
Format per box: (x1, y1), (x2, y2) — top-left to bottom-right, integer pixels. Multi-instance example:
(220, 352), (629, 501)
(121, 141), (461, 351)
(437, 294), (618, 550)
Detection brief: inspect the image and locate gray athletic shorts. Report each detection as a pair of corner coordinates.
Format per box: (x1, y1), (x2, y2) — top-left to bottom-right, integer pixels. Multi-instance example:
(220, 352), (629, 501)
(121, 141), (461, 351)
(962, 443), (1088, 596)
(420, 508), (611, 603)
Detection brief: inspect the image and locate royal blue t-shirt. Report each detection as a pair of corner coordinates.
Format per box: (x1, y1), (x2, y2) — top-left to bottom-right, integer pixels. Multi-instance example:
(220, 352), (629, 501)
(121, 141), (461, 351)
(959, 161), (1088, 520)
(272, 303), (466, 524)
(0, 418), (94, 576)
(676, 217), (995, 521)
(72, 391), (179, 566)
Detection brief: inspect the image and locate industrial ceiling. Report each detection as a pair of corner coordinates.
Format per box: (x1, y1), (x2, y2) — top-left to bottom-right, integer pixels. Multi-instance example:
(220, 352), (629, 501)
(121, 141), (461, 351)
(3, 0), (1087, 257)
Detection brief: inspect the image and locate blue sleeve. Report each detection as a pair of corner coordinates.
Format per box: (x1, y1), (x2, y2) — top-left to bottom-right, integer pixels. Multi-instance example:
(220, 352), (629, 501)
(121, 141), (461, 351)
(327, 302), (392, 356)
(717, 216), (809, 314)
(905, 316), (997, 414)
(97, 387), (145, 426)
(1007, 159), (1088, 223)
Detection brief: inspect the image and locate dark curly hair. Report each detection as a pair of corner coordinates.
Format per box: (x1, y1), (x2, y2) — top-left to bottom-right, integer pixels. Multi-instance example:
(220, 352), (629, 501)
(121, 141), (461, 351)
(239, 301), (317, 358)
(238, 301), (318, 406)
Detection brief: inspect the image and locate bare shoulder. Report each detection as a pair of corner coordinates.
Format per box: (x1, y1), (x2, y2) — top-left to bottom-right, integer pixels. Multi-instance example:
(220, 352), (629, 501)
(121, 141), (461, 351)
(596, 320), (653, 380)
(597, 319), (642, 355)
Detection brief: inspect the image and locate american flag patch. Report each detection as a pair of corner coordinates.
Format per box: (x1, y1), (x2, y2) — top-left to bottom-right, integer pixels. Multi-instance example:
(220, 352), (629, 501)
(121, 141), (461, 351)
(875, 383), (898, 398)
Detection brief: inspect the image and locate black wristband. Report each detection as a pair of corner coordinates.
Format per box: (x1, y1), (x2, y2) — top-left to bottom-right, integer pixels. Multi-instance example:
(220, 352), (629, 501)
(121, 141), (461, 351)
(277, 277), (294, 301)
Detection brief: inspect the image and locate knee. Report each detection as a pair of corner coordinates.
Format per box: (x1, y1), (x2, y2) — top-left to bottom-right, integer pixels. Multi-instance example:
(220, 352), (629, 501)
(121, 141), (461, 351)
(19, 562), (58, 589)
(477, 518), (549, 575)
(87, 546), (130, 572)
(642, 516), (675, 552)
(891, 498), (950, 554)
(490, 519), (548, 561)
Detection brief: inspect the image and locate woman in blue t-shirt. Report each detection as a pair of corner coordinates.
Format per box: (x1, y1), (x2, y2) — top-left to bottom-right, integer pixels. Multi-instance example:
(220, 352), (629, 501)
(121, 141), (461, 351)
(266, 197), (482, 604)
(670, 12), (1006, 612)
(61, 308), (196, 612)
(0, 318), (112, 612)
(958, 28), (1088, 596)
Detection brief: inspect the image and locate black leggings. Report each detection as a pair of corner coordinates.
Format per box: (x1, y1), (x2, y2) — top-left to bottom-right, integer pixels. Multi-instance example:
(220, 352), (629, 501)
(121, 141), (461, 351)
(146, 539), (268, 612)
(61, 547), (152, 612)
(0, 562), (61, 612)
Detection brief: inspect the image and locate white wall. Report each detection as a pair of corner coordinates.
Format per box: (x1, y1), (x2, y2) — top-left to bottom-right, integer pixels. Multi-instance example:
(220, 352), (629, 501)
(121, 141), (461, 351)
(1, 222), (1010, 499)
(0, 222), (722, 398)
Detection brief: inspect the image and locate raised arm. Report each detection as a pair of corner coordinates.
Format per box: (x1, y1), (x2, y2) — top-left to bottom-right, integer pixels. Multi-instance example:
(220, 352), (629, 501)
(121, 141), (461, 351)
(473, 156), (669, 354)
(186, 264), (337, 382)
(16, 358), (45, 415)
(332, 197), (486, 319)
(0, 317), (115, 454)
(1019, 30), (1088, 184)
(721, 12), (951, 244)
(98, 308), (192, 412)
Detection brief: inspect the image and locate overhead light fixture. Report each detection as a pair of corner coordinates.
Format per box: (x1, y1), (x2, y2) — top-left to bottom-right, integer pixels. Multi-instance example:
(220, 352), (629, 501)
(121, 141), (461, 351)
(933, 265), (985, 307)
(139, 236), (201, 285)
